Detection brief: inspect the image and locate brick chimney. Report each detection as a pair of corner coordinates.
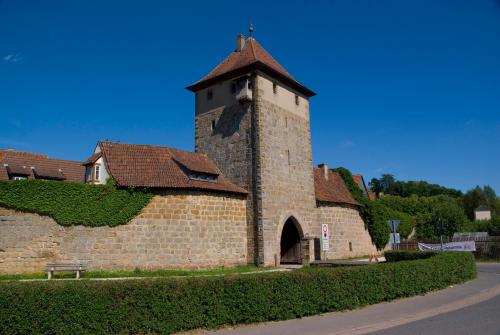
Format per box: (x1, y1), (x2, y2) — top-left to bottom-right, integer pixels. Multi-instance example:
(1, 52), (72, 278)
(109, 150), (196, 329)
(236, 33), (245, 52)
(318, 163), (328, 180)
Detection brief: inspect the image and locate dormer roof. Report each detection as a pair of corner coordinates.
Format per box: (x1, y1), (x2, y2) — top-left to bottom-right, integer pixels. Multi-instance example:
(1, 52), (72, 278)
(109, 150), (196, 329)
(93, 141), (247, 195)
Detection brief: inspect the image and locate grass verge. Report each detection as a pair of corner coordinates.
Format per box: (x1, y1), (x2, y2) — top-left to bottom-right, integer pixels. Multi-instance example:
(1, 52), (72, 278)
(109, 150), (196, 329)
(0, 265), (266, 281)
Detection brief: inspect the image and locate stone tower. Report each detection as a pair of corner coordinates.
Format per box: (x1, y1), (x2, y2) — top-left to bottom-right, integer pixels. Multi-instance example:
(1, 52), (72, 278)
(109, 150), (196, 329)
(187, 33), (316, 266)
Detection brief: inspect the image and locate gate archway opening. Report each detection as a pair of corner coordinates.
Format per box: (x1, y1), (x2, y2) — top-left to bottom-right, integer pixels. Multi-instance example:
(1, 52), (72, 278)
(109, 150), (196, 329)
(280, 217), (303, 264)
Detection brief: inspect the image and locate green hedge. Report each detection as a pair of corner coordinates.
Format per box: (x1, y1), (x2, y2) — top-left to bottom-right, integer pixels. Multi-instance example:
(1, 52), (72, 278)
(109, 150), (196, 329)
(0, 252), (476, 335)
(0, 180), (153, 227)
(384, 250), (436, 262)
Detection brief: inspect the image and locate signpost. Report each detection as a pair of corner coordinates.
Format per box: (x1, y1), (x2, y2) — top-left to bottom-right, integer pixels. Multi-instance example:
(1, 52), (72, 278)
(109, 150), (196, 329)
(321, 224), (329, 260)
(387, 220), (400, 250)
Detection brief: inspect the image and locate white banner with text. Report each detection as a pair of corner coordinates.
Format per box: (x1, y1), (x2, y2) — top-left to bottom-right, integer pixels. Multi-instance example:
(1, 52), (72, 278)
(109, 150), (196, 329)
(418, 241), (476, 252)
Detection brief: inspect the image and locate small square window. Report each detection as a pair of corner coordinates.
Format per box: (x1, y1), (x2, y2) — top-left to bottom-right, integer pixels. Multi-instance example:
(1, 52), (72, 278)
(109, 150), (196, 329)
(273, 82), (278, 94)
(207, 89), (213, 100)
(295, 95), (299, 106)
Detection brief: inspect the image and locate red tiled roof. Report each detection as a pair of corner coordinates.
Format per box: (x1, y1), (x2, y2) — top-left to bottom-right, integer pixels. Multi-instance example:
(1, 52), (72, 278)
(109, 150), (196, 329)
(0, 150), (85, 182)
(200, 37), (294, 83)
(98, 141), (247, 195)
(352, 174), (369, 197)
(368, 190), (377, 201)
(314, 168), (359, 206)
(82, 152), (102, 165)
(187, 37), (315, 97)
(352, 174), (362, 187)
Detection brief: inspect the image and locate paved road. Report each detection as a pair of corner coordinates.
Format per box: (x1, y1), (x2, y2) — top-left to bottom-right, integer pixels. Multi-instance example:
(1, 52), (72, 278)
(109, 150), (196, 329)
(370, 263), (500, 335)
(369, 294), (500, 335)
(196, 263), (500, 335)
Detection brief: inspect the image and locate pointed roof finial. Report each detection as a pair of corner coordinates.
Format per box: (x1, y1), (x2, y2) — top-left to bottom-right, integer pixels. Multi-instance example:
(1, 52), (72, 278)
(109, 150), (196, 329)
(248, 23), (254, 38)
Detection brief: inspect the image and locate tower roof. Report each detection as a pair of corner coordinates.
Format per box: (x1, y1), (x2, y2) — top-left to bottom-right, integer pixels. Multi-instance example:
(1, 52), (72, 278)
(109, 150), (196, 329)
(187, 36), (315, 97)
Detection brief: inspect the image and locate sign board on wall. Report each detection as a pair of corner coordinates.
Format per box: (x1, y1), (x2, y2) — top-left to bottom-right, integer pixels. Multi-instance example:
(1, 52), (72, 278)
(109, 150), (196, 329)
(321, 224), (330, 251)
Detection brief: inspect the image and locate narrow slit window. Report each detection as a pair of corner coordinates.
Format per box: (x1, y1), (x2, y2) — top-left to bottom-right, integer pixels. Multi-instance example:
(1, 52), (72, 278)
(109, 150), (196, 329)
(211, 120), (216, 132)
(295, 95), (299, 106)
(207, 89), (213, 100)
(233, 115), (240, 132)
(287, 149), (290, 166)
(273, 82), (278, 94)
(95, 165), (100, 181)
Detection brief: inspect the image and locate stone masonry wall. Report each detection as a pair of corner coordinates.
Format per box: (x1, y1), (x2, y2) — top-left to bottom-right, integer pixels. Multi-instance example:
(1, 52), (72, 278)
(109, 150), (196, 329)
(316, 203), (376, 259)
(0, 191), (247, 274)
(194, 85), (256, 264)
(254, 75), (317, 266)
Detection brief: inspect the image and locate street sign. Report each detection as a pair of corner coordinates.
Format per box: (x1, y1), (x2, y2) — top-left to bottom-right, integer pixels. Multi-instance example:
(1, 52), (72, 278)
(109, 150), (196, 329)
(386, 220), (400, 233)
(389, 233), (400, 244)
(321, 224), (330, 251)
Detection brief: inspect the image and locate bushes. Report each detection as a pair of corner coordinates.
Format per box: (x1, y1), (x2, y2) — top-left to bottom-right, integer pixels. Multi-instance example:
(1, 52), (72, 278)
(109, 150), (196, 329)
(378, 194), (469, 239)
(415, 200), (469, 240)
(0, 179), (153, 227)
(384, 250), (436, 262)
(0, 252), (476, 335)
(334, 167), (414, 248)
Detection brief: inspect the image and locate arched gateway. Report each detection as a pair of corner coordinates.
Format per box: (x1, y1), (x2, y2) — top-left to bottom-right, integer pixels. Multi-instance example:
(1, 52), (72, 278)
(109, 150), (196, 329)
(280, 217), (303, 264)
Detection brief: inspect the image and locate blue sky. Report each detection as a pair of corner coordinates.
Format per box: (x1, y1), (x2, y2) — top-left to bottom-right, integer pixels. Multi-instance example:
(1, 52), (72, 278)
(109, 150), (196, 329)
(1, 0), (499, 193)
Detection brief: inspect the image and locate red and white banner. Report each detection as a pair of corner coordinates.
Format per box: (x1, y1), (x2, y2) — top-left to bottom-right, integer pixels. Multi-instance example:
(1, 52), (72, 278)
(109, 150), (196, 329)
(418, 241), (476, 252)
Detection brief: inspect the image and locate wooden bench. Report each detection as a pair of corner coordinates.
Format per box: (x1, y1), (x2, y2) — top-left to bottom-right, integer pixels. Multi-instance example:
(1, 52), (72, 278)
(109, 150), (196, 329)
(46, 262), (87, 279)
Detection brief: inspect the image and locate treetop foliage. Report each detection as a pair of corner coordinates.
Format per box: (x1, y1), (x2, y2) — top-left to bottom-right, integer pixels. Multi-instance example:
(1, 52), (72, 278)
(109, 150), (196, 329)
(369, 174), (463, 198)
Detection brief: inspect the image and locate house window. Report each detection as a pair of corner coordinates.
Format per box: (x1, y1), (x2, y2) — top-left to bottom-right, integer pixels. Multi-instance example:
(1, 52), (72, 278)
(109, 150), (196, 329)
(189, 173), (217, 182)
(207, 89), (213, 100)
(231, 82), (236, 94)
(211, 119), (216, 132)
(95, 165), (100, 181)
(295, 95), (299, 106)
(85, 166), (93, 182)
(349, 241), (353, 252)
(11, 175), (27, 181)
(287, 149), (291, 166)
(273, 82), (278, 94)
(247, 80), (253, 90)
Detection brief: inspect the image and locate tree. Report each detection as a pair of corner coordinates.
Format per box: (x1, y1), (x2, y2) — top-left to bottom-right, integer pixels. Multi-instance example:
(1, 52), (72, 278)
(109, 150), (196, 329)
(369, 174), (462, 198)
(462, 186), (493, 221)
(380, 174), (395, 194)
(416, 201), (469, 240)
(369, 178), (383, 196)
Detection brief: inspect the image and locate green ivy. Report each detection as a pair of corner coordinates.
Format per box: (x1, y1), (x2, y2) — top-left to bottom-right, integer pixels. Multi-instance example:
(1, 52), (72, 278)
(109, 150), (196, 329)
(0, 252), (475, 335)
(0, 180), (153, 227)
